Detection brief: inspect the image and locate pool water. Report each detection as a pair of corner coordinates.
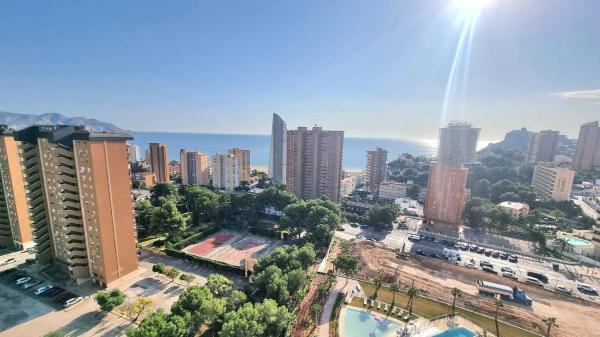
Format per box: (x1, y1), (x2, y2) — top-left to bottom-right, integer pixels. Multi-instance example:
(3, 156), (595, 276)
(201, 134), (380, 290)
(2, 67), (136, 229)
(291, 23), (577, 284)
(342, 307), (403, 337)
(433, 327), (476, 337)
(565, 236), (591, 246)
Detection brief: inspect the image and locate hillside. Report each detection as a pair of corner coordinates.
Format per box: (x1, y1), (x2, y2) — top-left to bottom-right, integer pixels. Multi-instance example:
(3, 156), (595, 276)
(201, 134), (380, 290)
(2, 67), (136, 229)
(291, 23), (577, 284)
(0, 111), (123, 132)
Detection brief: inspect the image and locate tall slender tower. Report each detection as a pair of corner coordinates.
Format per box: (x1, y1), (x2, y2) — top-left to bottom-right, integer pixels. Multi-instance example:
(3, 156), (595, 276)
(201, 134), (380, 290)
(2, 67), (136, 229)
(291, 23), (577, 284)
(149, 143), (169, 183)
(573, 121), (600, 171)
(180, 149), (210, 186)
(365, 147), (388, 193)
(14, 125), (138, 286)
(286, 126), (344, 202)
(268, 113), (287, 185)
(437, 121), (480, 164)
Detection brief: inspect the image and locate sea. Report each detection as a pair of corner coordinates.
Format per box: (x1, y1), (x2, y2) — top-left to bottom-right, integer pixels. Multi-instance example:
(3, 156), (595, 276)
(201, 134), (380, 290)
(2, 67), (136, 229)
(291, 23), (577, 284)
(130, 132), (436, 171)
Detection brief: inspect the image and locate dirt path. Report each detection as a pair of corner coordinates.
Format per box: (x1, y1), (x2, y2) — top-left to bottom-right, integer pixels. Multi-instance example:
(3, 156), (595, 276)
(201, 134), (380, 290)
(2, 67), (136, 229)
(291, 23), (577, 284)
(346, 240), (600, 337)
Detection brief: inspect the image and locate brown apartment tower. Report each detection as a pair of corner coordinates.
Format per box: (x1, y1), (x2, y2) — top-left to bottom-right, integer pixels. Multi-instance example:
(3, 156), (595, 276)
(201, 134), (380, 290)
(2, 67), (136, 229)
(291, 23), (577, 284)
(14, 125), (138, 286)
(365, 147), (388, 193)
(573, 121), (600, 171)
(286, 126), (344, 202)
(228, 148), (251, 182)
(424, 162), (470, 229)
(149, 143), (170, 183)
(0, 126), (34, 249)
(525, 130), (560, 164)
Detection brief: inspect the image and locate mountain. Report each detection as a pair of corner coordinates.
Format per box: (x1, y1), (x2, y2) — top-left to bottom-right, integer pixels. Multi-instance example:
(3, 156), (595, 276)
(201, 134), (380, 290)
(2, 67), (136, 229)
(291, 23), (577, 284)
(0, 111), (123, 132)
(484, 128), (533, 151)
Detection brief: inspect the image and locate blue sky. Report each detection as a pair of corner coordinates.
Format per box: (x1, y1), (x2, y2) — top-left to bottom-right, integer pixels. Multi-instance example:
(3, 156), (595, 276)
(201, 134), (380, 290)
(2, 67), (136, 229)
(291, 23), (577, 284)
(0, 0), (599, 142)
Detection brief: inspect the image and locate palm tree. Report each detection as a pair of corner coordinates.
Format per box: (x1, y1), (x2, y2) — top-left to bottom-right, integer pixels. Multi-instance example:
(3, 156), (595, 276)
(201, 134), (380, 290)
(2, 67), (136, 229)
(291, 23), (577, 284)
(494, 295), (503, 337)
(556, 238), (568, 259)
(406, 283), (419, 320)
(373, 269), (383, 299)
(389, 283), (400, 313)
(543, 316), (558, 337)
(311, 304), (322, 325)
(450, 288), (462, 316)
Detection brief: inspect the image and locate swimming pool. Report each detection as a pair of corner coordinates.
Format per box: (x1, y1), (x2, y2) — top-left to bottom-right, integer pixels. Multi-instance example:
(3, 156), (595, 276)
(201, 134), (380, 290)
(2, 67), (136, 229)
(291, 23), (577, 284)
(433, 327), (476, 337)
(565, 236), (592, 246)
(341, 307), (404, 337)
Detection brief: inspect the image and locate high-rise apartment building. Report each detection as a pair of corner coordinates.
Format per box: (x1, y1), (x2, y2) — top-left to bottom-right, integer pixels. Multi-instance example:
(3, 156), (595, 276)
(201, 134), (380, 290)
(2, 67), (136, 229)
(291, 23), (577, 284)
(532, 162), (575, 201)
(268, 113), (287, 185)
(525, 130), (559, 164)
(286, 126), (344, 202)
(228, 148), (250, 182)
(149, 143), (169, 183)
(573, 121), (600, 171)
(437, 121), (480, 164)
(424, 162), (470, 228)
(13, 125), (138, 286)
(128, 144), (141, 162)
(0, 126), (33, 249)
(211, 153), (240, 191)
(180, 149), (210, 186)
(365, 147), (387, 192)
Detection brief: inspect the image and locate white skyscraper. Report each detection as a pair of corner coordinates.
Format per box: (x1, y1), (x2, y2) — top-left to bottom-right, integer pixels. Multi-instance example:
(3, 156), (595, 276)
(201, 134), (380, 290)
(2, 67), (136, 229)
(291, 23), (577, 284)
(268, 113), (287, 185)
(128, 144), (141, 162)
(211, 153), (240, 191)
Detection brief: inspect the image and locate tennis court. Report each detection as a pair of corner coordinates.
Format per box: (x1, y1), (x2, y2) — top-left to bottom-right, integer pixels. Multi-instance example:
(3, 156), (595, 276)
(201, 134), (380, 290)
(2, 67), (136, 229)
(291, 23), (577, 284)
(182, 229), (282, 267)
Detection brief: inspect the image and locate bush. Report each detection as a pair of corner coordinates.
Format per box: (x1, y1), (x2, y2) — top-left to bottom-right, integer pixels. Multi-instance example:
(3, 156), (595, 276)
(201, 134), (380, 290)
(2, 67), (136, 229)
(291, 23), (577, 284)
(152, 263), (166, 274)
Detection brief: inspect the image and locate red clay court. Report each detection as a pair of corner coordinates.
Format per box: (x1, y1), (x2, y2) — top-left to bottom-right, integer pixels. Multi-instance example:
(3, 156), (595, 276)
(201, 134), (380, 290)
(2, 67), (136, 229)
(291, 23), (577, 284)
(182, 229), (281, 267)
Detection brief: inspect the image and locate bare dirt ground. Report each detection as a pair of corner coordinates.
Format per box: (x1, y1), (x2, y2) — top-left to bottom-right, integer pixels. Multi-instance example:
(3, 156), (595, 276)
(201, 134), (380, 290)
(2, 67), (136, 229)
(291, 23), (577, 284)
(345, 240), (600, 337)
(291, 274), (328, 337)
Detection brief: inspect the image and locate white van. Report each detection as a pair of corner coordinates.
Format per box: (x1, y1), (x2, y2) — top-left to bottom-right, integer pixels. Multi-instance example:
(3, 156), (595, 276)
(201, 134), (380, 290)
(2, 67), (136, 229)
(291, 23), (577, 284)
(526, 276), (544, 287)
(64, 296), (83, 308)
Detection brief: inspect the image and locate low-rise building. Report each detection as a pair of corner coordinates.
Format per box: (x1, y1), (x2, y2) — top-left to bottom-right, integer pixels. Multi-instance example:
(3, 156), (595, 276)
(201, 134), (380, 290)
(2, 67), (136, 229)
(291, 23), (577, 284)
(134, 171), (156, 188)
(340, 176), (358, 197)
(498, 201), (530, 218)
(378, 181), (408, 201)
(531, 162), (575, 201)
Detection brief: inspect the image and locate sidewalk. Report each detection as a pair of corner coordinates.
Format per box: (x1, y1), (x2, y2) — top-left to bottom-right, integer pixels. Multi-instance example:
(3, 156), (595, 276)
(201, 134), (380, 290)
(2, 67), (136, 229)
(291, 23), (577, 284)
(317, 277), (361, 337)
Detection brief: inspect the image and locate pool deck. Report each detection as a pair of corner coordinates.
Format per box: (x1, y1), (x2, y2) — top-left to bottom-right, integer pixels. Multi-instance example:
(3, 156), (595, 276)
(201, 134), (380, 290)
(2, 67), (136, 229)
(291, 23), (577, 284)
(338, 305), (406, 337)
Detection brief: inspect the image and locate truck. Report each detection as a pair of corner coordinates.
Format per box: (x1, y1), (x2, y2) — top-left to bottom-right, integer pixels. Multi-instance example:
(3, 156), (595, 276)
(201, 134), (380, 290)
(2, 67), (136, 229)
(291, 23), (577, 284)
(476, 280), (532, 306)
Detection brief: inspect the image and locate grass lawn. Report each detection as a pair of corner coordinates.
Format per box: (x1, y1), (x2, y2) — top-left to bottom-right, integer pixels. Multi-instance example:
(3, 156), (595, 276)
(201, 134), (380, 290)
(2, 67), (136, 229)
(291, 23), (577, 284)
(359, 281), (540, 337)
(349, 297), (417, 322)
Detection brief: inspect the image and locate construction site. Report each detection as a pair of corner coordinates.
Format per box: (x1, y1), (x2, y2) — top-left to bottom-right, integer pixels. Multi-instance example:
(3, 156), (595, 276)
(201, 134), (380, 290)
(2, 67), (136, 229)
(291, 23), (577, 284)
(329, 238), (600, 337)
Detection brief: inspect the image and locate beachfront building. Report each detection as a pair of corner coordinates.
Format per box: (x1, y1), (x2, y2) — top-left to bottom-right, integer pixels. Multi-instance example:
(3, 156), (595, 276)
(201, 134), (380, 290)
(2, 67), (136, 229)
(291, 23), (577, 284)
(180, 149), (210, 186)
(128, 144), (141, 162)
(365, 147), (387, 192)
(269, 113), (287, 185)
(228, 148), (251, 182)
(211, 153), (240, 191)
(149, 142), (170, 183)
(13, 125), (138, 286)
(286, 126), (344, 202)
(532, 162), (575, 201)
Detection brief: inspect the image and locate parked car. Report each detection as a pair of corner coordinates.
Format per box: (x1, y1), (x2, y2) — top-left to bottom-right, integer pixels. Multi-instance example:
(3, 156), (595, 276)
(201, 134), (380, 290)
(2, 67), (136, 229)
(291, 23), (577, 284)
(482, 266), (497, 274)
(15, 276), (31, 285)
(492, 251), (500, 258)
(34, 284), (54, 296)
(555, 285), (572, 295)
(21, 279), (42, 289)
(499, 253), (509, 260)
(64, 296), (83, 308)
(502, 271), (518, 279)
(508, 255), (519, 263)
(464, 262), (477, 269)
(0, 258), (17, 266)
(43, 287), (64, 297)
(526, 276), (545, 287)
(501, 266), (514, 273)
(484, 249), (492, 256)
(577, 283), (598, 295)
(479, 260), (493, 268)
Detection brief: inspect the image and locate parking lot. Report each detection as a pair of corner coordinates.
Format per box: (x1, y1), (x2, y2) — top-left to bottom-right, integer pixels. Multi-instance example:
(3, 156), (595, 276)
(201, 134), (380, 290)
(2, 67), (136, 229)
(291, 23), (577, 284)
(338, 218), (600, 303)
(0, 249), (245, 336)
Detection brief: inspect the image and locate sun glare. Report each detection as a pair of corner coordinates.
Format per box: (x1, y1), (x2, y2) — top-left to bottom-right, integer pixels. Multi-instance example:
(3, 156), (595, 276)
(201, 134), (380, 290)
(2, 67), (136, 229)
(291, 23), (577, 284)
(452, 0), (493, 17)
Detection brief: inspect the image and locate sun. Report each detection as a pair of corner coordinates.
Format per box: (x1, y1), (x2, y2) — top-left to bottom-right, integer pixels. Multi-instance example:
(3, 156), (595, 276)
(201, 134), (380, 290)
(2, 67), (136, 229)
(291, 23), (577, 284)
(452, 0), (494, 17)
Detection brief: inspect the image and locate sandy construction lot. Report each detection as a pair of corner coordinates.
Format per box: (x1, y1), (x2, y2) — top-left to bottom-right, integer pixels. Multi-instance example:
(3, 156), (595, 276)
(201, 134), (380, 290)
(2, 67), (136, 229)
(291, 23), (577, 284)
(342, 240), (600, 337)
